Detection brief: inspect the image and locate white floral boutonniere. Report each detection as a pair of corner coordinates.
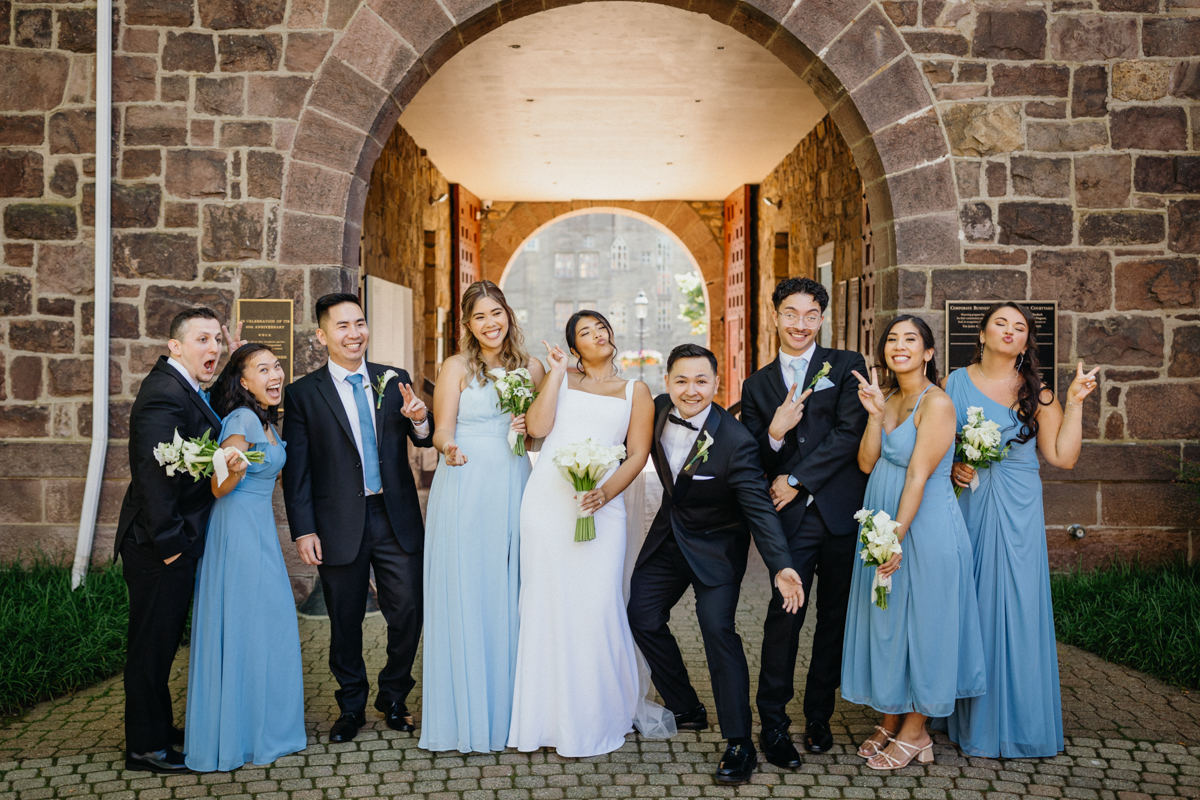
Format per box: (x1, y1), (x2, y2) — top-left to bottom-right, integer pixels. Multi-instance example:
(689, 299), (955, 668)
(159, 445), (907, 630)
(374, 369), (398, 409)
(806, 361), (832, 392)
(684, 430), (715, 473)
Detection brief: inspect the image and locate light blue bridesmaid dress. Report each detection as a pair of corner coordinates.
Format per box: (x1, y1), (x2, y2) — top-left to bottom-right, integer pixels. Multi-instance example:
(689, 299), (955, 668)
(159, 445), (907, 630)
(185, 406), (306, 772)
(842, 385), (987, 718)
(942, 368), (1064, 758)
(419, 377), (530, 752)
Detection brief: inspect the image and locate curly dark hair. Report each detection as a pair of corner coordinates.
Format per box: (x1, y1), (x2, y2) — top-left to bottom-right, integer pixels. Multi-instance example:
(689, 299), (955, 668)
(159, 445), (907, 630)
(211, 343), (280, 428)
(971, 302), (1053, 444)
(875, 315), (939, 389)
(772, 277), (829, 313)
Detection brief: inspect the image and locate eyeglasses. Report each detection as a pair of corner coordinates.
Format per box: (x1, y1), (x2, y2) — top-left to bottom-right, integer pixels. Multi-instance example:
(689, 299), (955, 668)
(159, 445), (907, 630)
(779, 311), (822, 327)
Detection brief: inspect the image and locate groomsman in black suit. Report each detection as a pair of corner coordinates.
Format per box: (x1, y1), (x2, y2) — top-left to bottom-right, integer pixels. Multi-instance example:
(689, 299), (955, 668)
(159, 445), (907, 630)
(117, 307), (245, 773)
(740, 277), (869, 767)
(282, 293), (434, 742)
(629, 343), (805, 785)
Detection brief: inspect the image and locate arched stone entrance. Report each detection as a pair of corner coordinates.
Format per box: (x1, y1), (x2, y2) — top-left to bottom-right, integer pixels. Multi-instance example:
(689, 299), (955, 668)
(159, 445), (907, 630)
(277, 0), (961, 328)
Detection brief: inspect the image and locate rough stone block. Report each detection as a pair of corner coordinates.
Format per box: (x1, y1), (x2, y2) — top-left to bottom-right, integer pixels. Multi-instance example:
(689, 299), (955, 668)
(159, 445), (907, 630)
(9, 356), (43, 401)
(1075, 154), (1131, 209)
(1042, 482), (1099, 526)
(1142, 18), (1200, 57)
(145, 285), (234, 338)
(190, 119), (217, 146)
(972, 8), (1047, 60)
(9, 320), (75, 353)
(14, 8), (52, 49)
(1169, 325), (1200, 377)
(110, 183), (161, 229)
(280, 211), (344, 265)
(202, 203), (264, 261)
(36, 243), (93, 294)
(997, 202), (1073, 246)
(194, 76), (245, 116)
(0, 115), (44, 146)
(81, 301), (140, 339)
(1027, 120), (1108, 152)
(285, 32), (334, 73)
(1079, 212), (1165, 246)
(1025, 100), (1066, 119)
(219, 33), (283, 71)
(985, 160), (1004, 197)
(370, 0), (454, 55)
(0, 51), (69, 112)
(1114, 61), (1169, 102)
(1011, 156), (1070, 198)
(37, 297), (72, 316)
(942, 102), (1023, 157)
(930, 268), (1027, 308)
(122, 149), (162, 180)
(48, 108), (95, 154)
(992, 64), (1069, 98)
(1071, 65), (1109, 119)
(1100, 481), (1198, 527)
(56, 9), (97, 53)
(3, 204), (77, 240)
(959, 201), (994, 243)
(849, 57), (931, 133)
(1031, 250), (1112, 312)
(247, 150), (284, 199)
(1169, 63), (1200, 101)
(162, 32), (216, 72)
(112, 56), (157, 103)
(1050, 15), (1138, 62)
(963, 247), (1027, 265)
(113, 232), (199, 280)
(219, 122), (272, 148)
(123, 27), (159, 54)
(888, 160), (956, 219)
(246, 75), (311, 118)
(47, 358), (92, 396)
(48, 160), (77, 197)
(161, 75), (190, 104)
(0, 151), (43, 198)
(1110, 106), (1188, 151)
(199, 0), (287, 30)
(1126, 382), (1200, 439)
(290, 110), (364, 172)
(165, 149), (227, 199)
(308, 59), (391, 135)
(881, 0), (918, 26)
(124, 105), (187, 146)
(822, 6), (906, 92)
(1077, 315), (1163, 367)
(893, 213), (960, 266)
(125, 0), (192, 25)
(1168, 200), (1200, 254)
(954, 159), (980, 198)
(164, 202), (199, 228)
(0, 407), (51, 439)
(0, 272), (32, 316)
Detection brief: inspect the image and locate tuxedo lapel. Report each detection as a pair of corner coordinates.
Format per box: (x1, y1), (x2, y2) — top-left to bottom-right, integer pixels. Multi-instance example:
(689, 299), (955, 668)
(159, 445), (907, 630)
(314, 365), (357, 446)
(765, 356), (788, 404)
(674, 406), (723, 500)
(155, 358), (221, 429)
(653, 401), (672, 498)
(799, 345), (829, 395)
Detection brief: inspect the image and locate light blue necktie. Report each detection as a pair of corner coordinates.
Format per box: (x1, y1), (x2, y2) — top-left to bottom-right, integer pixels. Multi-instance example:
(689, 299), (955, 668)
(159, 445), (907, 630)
(345, 374), (382, 493)
(791, 360), (808, 400)
(199, 388), (215, 412)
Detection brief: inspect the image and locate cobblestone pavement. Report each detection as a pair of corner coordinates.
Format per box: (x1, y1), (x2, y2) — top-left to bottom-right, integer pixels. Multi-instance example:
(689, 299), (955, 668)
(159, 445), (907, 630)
(2, 481), (1198, 798)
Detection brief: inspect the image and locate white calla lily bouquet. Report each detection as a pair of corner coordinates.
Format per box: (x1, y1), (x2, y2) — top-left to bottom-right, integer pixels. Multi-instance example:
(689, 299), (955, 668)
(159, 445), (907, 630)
(489, 367), (538, 456)
(954, 406), (1010, 497)
(552, 438), (626, 542)
(854, 508), (903, 609)
(153, 428), (264, 484)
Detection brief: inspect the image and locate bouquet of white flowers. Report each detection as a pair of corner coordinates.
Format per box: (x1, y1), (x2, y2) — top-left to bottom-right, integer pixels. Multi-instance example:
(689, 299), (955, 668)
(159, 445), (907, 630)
(552, 438), (627, 542)
(954, 406), (1010, 497)
(489, 367), (538, 456)
(153, 428), (264, 484)
(854, 508), (903, 609)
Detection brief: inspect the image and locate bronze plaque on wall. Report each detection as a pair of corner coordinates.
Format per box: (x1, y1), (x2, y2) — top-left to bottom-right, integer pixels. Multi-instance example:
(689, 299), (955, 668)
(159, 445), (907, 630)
(237, 299), (294, 383)
(946, 301), (1057, 388)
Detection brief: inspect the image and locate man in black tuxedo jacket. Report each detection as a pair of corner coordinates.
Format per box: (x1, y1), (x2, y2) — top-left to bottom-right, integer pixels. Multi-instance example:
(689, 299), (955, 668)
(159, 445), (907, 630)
(628, 344), (805, 785)
(282, 293), (434, 743)
(116, 307), (246, 774)
(740, 277), (869, 766)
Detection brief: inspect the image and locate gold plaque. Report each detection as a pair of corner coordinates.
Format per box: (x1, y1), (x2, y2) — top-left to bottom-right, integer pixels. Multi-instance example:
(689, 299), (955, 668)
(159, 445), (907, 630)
(237, 299), (294, 384)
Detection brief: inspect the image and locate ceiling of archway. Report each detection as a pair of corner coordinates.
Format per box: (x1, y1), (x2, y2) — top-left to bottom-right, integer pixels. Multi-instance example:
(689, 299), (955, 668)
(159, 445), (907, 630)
(397, 2), (826, 202)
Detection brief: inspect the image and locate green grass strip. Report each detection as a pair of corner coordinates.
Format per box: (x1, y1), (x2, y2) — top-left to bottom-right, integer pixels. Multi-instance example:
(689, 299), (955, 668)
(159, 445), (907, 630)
(1051, 558), (1200, 690)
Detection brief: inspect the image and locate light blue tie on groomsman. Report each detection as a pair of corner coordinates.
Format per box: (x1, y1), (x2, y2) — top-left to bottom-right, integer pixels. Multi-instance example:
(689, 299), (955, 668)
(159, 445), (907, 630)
(345, 374), (383, 493)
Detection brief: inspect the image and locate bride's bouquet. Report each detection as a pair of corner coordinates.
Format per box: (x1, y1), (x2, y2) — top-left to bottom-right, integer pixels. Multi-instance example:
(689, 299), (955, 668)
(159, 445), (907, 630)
(153, 428), (262, 484)
(954, 406), (1010, 497)
(854, 508), (903, 609)
(552, 438), (626, 542)
(489, 367), (538, 456)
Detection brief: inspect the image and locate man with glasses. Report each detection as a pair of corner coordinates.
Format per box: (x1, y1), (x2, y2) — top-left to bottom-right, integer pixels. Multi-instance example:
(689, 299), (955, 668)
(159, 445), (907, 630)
(739, 277), (869, 768)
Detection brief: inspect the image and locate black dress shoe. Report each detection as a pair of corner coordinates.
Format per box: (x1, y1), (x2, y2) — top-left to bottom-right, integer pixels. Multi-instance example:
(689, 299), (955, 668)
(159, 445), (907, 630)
(382, 702), (415, 732)
(329, 711), (365, 742)
(673, 704), (709, 731)
(714, 742), (757, 784)
(804, 719), (834, 753)
(168, 726), (185, 747)
(760, 727), (802, 768)
(125, 747), (191, 774)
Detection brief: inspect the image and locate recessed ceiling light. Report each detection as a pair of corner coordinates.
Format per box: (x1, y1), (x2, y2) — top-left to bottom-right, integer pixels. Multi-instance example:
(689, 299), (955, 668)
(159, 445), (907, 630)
(666, 162), (673, 166)
(694, 99), (701, 103)
(510, 44), (520, 49)
(717, 46), (725, 50)
(526, 98), (534, 102)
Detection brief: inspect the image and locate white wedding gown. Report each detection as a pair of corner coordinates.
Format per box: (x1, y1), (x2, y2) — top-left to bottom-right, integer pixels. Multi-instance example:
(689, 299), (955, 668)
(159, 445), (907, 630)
(508, 374), (674, 756)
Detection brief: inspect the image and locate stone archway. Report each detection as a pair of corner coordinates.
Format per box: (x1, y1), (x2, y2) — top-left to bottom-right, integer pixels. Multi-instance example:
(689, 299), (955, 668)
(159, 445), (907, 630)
(277, 0), (963, 328)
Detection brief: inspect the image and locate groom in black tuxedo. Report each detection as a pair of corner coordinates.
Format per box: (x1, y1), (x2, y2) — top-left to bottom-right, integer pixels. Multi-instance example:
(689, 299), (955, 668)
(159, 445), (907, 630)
(282, 293), (434, 742)
(116, 307), (245, 773)
(740, 277), (868, 767)
(629, 344), (804, 785)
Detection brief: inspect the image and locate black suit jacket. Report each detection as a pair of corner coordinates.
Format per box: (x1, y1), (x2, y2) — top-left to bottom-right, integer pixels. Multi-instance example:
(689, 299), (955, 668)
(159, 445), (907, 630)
(281, 362), (434, 565)
(638, 394), (793, 587)
(739, 346), (869, 537)
(116, 357), (223, 560)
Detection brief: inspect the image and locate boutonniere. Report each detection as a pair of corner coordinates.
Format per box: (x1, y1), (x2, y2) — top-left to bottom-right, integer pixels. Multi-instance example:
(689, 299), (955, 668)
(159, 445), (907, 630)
(806, 361), (832, 392)
(374, 369), (398, 409)
(684, 431), (715, 473)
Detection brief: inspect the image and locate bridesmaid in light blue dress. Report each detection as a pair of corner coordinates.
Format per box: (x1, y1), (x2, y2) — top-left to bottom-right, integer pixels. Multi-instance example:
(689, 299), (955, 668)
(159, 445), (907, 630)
(941, 302), (1099, 759)
(842, 316), (986, 771)
(186, 344), (306, 772)
(420, 281), (542, 753)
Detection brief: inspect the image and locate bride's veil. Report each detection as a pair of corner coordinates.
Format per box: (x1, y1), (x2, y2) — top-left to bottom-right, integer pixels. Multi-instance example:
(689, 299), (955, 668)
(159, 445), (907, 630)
(622, 469), (678, 740)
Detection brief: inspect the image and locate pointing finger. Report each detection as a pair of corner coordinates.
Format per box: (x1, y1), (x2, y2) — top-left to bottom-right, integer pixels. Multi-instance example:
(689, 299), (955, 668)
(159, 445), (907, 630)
(850, 370), (870, 388)
(870, 366), (879, 386)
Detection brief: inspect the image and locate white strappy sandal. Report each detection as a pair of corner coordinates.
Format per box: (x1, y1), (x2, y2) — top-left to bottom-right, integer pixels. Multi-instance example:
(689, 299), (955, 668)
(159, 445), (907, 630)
(866, 738), (934, 770)
(857, 725), (897, 758)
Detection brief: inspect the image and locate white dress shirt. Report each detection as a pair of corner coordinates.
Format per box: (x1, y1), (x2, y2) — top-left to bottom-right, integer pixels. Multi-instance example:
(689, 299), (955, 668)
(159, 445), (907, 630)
(167, 356), (202, 393)
(660, 403), (713, 482)
(768, 345), (816, 452)
(327, 360), (430, 493)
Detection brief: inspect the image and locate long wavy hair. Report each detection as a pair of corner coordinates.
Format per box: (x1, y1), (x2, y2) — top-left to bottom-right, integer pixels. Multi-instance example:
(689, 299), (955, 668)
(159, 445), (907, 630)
(211, 343), (279, 427)
(971, 301), (1052, 443)
(458, 280), (529, 386)
(875, 315), (939, 391)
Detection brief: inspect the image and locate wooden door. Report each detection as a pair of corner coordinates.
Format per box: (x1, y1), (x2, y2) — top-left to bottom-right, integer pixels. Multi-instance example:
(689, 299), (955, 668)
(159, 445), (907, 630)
(724, 186), (752, 407)
(450, 184), (481, 349)
(858, 181), (875, 361)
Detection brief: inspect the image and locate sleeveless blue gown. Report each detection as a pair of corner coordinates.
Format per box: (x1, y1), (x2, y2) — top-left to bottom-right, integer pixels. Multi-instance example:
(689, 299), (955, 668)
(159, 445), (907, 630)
(941, 368), (1064, 758)
(185, 407), (306, 772)
(842, 386), (986, 718)
(419, 377), (531, 752)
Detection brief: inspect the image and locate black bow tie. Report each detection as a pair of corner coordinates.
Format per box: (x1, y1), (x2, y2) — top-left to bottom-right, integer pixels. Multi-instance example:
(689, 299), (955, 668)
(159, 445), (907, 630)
(668, 414), (698, 431)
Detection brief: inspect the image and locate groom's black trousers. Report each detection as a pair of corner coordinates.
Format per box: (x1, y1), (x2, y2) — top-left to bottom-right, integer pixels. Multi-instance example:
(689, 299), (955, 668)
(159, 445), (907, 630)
(628, 535), (752, 739)
(318, 495), (422, 715)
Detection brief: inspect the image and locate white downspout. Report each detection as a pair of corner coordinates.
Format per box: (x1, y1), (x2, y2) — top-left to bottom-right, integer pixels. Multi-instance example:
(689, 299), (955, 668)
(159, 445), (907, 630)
(71, 0), (113, 589)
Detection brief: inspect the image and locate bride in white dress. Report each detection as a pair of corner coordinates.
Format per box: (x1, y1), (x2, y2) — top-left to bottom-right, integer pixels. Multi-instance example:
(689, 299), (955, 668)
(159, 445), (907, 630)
(508, 310), (670, 757)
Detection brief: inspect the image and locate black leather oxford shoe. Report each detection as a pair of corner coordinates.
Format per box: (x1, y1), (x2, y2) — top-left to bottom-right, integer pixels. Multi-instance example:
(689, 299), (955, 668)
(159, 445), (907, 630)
(125, 747), (190, 774)
(804, 718), (834, 753)
(382, 702), (415, 732)
(760, 727), (802, 768)
(674, 704), (709, 731)
(714, 742), (757, 784)
(329, 711), (365, 742)
(168, 726), (185, 747)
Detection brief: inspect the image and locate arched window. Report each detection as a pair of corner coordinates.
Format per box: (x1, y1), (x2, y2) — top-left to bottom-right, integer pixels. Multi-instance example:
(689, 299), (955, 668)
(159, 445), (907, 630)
(610, 237), (629, 272)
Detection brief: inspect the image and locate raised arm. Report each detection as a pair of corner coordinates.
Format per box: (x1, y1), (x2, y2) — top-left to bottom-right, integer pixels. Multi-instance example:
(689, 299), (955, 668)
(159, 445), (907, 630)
(1037, 362), (1099, 469)
(525, 341), (567, 439)
(852, 367), (888, 473)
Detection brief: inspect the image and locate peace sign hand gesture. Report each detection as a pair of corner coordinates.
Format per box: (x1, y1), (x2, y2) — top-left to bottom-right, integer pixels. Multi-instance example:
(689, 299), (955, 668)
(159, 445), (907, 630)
(851, 367), (887, 420)
(543, 340), (568, 374)
(1066, 362), (1099, 405)
(398, 382), (428, 423)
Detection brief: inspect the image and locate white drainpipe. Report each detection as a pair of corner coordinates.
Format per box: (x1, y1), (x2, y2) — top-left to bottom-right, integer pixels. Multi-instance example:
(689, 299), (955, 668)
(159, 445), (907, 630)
(71, 0), (113, 589)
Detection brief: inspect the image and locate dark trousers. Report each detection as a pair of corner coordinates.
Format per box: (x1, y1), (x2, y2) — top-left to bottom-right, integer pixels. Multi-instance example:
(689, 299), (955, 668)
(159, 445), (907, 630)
(756, 503), (857, 731)
(121, 540), (196, 754)
(628, 535), (751, 739)
(318, 495), (422, 715)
